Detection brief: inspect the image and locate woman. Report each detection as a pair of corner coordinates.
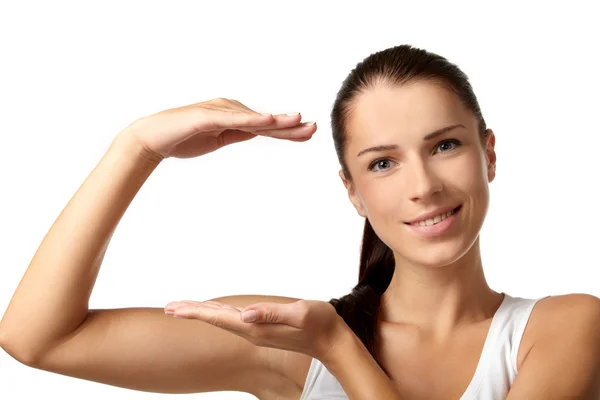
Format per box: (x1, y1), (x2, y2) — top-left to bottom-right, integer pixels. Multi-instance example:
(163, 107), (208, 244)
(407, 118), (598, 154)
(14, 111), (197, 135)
(1, 44), (599, 399)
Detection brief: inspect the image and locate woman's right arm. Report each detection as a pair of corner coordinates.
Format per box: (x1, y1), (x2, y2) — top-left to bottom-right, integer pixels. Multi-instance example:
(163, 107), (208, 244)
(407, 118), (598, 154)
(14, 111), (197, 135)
(0, 100), (317, 397)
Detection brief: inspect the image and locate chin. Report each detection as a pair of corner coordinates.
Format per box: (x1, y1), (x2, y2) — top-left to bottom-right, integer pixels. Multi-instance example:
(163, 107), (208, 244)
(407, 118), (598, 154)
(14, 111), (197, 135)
(396, 236), (477, 269)
(410, 251), (465, 269)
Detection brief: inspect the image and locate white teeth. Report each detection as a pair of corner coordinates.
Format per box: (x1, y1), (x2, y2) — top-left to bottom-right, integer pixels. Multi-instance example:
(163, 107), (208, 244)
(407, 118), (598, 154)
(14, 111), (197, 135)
(413, 209), (455, 227)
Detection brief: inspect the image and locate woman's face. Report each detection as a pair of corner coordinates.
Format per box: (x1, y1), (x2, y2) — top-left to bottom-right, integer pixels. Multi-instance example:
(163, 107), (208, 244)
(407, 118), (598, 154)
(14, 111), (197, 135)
(341, 81), (496, 268)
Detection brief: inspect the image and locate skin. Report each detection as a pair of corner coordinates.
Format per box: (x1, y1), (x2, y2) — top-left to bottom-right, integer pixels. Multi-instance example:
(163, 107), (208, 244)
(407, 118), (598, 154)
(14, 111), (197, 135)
(340, 80), (503, 344)
(0, 99), (403, 399)
(337, 81), (600, 399)
(2, 88), (598, 398)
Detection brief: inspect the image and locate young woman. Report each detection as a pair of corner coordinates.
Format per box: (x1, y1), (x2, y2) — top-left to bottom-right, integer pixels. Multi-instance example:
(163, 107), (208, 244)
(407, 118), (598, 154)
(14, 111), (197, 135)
(1, 44), (599, 399)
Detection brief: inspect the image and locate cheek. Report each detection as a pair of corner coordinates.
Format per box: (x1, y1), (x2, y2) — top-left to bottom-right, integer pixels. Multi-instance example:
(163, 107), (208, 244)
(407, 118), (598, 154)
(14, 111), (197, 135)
(441, 151), (488, 192)
(359, 180), (404, 219)
(442, 153), (490, 226)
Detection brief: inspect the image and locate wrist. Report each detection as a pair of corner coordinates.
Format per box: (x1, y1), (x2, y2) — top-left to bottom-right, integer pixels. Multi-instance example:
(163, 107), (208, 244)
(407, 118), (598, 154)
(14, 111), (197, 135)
(114, 125), (165, 164)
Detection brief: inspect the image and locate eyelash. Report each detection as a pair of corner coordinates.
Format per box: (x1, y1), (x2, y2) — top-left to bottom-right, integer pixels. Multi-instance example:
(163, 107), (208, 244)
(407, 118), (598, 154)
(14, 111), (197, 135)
(367, 139), (463, 172)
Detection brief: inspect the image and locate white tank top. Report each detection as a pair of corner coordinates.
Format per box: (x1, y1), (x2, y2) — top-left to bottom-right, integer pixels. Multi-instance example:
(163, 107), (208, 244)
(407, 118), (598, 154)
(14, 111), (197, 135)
(299, 292), (550, 400)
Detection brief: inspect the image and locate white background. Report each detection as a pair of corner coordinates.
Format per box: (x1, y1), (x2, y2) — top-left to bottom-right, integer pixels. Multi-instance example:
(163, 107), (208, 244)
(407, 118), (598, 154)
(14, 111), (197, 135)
(1, 1), (598, 399)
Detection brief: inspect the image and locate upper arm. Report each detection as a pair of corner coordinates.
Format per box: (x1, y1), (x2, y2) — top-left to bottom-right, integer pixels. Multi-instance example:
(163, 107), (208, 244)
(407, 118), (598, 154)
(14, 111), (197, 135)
(507, 294), (600, 399)
(26, 294), (311, 397)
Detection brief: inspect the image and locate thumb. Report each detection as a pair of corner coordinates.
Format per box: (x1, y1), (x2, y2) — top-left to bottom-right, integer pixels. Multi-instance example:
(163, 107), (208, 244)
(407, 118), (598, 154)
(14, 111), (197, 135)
(241, 302), (292, 324)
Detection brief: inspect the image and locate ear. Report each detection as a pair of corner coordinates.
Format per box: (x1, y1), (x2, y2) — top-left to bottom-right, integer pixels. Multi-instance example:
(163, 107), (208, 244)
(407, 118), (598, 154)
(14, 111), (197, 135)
(339, 170), (367, 218)
(484, 129), (497, 182)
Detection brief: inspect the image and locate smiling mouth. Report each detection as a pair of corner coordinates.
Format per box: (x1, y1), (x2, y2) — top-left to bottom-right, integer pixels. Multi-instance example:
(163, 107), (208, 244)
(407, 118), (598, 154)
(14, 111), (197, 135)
(404, 205), (462, 227)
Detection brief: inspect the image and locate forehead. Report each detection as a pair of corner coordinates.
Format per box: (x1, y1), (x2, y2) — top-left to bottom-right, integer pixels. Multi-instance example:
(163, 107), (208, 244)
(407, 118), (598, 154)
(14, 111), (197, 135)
(346, 81), (473, 149)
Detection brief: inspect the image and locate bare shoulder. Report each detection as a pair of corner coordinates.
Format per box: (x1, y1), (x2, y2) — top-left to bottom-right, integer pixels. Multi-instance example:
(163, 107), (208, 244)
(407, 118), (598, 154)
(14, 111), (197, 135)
(529, 293), (600, 332)
(212, 294), (314, 399)
(519, 293), (600, 368)
(511, 293), (600, 397)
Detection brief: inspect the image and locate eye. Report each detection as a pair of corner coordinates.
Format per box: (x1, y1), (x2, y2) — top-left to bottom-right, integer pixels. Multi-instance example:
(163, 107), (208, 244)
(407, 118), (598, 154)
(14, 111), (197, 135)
(434, 139), (461, 154)
(367, 158), (395, 172)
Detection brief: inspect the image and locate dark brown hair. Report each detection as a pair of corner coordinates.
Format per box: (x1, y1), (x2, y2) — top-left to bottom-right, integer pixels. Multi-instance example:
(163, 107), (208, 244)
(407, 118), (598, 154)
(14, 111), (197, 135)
(327, 44), (488, 369)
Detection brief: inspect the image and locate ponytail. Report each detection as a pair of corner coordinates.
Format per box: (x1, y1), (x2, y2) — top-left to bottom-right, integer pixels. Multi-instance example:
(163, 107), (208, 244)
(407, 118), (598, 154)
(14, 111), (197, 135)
(328, 218), (395, 365)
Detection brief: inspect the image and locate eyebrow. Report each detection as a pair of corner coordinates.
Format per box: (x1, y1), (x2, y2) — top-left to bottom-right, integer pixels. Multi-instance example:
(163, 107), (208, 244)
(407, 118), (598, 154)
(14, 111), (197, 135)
(356, 124), (466, 158)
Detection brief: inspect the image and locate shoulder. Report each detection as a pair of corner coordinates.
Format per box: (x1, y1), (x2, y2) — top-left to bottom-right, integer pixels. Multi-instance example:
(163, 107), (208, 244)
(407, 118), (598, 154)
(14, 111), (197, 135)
(526, 293), (600, 345)
(509, 293), (600, 397)
(518, 293), (600, 369)
(531, 292), (600, 334)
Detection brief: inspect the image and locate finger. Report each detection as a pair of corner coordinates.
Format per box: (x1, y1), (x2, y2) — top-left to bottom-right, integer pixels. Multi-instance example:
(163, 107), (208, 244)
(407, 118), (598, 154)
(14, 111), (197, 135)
(238, 111), (306, 133)
(202, 98), (299, 127)
(253, 121), (317, 140)
(196, 106), (304, 131)
(169, 304), (303, 352)
(240, 111), (302, 132)
(219, 119), (315, 147)
(238, 112), (305, 132)
(164, 301), (187, 312)
(167, 300), (243, 313)
(202, 301), (228, 307)
(171, 303), (248, 332)
(226, 101), (303, 130)
(165, 300), (242, 312)
(164, 300), (219, 313)
(198, 109), (276, 131)
(241, 302), (303, 325)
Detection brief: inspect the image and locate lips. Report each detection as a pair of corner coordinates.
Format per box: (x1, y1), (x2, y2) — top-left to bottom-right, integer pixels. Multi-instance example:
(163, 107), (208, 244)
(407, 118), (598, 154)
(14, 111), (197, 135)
(404, 205), (462, 225)
(404, 205), (462, 238)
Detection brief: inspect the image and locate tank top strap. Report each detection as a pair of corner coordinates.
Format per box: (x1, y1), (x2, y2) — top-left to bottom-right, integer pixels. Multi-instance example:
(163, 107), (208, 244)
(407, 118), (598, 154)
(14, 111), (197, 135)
(460, 292), (551, 399)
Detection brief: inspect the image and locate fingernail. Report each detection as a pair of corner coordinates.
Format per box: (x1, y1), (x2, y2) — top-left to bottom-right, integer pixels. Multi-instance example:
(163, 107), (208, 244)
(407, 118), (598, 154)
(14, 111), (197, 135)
(286, 112), (300, 116)
(304, 121), (315, 126)
(261, 113), (272, 116)
(242, 310), (257, 322)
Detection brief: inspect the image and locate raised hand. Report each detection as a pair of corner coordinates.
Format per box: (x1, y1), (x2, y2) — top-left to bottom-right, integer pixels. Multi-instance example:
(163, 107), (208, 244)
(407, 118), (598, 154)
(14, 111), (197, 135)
(120, 97), (317, 160)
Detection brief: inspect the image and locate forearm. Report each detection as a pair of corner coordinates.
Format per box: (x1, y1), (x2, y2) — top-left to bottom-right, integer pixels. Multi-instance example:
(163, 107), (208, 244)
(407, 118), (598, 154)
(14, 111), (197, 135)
(321, 323), (404, 400)
(0, 130), (161, 362)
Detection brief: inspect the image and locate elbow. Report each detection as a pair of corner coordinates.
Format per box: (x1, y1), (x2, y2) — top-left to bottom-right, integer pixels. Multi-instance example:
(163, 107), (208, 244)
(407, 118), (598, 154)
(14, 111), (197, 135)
(0, 330), (44, 367)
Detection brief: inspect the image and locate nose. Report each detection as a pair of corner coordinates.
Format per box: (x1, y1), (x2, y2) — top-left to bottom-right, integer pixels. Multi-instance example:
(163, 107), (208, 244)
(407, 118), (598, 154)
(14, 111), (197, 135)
(406, 159), (443, 202)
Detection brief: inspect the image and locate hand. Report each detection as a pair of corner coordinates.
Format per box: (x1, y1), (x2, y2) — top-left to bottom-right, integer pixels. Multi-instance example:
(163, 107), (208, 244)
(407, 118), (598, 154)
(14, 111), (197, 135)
(163, 298), (347, 360)
(118, 97), (317, 160)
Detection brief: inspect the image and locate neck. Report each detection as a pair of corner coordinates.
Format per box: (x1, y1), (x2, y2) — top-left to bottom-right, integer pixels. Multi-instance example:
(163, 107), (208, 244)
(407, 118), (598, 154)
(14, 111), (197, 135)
(379, 237), (503, 339)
